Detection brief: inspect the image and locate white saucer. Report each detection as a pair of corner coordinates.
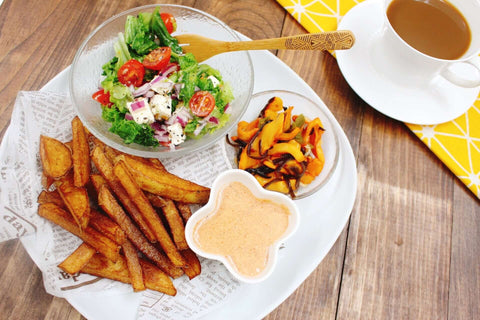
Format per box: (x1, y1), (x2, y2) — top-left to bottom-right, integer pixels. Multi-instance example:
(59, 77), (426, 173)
(335, 0), (479, 125)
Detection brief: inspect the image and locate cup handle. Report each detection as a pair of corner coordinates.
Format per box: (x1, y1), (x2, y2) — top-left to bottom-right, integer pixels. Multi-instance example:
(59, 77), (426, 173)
(440, 55), (480, 88)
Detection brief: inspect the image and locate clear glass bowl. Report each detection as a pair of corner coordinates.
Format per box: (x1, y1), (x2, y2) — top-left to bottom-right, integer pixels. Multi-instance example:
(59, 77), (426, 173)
(69, 4), (254, 158)
(224, 90), (340, 199)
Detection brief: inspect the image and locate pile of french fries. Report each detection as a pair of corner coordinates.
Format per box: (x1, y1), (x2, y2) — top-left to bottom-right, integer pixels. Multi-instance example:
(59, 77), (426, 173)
(37, 116), (210, 295)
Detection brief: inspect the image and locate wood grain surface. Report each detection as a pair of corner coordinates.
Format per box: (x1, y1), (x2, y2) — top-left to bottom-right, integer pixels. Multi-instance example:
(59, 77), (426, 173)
(0, 0), (479, 319)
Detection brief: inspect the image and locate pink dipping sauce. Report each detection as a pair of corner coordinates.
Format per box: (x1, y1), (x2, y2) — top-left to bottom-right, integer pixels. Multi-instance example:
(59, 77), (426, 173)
(193, 181), (291, 278)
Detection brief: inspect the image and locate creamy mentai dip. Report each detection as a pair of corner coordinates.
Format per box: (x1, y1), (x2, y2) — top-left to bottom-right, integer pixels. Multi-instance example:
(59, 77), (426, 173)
(193, 181), (291, 278)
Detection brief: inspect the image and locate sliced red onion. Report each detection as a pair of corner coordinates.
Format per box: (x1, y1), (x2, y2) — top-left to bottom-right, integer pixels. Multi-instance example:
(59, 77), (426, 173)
(125, 113), (134, 121)
(160, 63), (179, 77)
(150, 75), (166, 84)
(155, 132), (170, 143)
(133, 82), (151, 97)
(145, 91), (155, 98)
(207, 116), (219, 124)
(224, 103), (230, 111)
(193, 122), (207, 136)
(130, 99), (147, 111)
(174, 83), (183, 97)
(175, 107), (193, 126)
(150, 121), (163, 131)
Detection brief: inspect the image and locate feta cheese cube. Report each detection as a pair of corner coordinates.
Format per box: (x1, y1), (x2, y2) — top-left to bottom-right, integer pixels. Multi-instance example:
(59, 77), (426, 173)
(127, 99), (154, 124)
(150, 94), (172, 120)
(167, 122), (186, 145)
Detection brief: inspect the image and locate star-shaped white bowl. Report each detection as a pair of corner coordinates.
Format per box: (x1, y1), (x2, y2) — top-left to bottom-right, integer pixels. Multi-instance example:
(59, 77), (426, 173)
(185, 169), (300, 283)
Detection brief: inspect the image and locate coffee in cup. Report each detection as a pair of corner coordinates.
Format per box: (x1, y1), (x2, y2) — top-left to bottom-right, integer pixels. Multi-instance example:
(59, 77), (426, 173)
(387, 0), (470, 60)
(372, 0), (480, 88)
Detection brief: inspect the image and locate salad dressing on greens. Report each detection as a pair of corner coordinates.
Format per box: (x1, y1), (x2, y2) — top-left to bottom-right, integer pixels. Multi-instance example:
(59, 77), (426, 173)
(92, 7), (234, 148)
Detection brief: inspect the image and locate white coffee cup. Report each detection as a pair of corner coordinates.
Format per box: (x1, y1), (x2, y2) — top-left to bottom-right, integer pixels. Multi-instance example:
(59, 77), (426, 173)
(371, 0), (480, 88)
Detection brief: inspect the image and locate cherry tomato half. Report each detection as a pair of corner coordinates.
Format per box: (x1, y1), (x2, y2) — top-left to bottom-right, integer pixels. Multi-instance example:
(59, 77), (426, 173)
(117, 59), (145, 87)
(92, 89), (112, 107)
(160, 13), (177, 34)
(189, 91), (215, 117)
(142, 47), (172, 71)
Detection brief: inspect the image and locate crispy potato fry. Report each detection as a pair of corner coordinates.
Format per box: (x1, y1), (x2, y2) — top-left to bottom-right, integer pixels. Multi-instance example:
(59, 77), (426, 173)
(39, 135), (72, 178)
(89, 174), (107, 195)
(175, 202), (193, 223)
(149, 158), (166, 170)
(41, 171), (55, 190)
(161, 198), (189, 250)
(140, 259), (176, 296)
(181, 249), (202, 280)
(81, 253), (176, 296)
(97, 185), (183, 278)
(145, 192), (167, 208)
(91, 146), (156, 242)
(113, 161), (186, 267)
(71, 116), (91, 187)
(37, 190), (65, 208)
(58, 242), (96, 274)
(90, 210), (126, 245)
(117, 154), (210, 204)
(37, 123), (209, 294)
(122, 239), (145, 292)
(81, 253), (130, 283)
(55, 174), (90, 230)
(38, 203), (120, 262)
(103, 144), (120, 164)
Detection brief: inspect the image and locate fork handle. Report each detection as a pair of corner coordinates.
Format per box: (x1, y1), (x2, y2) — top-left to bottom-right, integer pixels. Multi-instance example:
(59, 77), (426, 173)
(228, 30), (355, 51)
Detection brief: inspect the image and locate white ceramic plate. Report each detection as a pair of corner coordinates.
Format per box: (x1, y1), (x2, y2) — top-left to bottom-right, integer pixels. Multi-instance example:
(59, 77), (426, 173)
(21, 41), (357, 319)
(336, 0), (479, 125)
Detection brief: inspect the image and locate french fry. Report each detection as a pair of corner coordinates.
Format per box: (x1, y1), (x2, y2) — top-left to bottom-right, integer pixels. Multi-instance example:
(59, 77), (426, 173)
(113, 161), (186, 267)
(89, 210), (126, 245)
(181, 249), (202, 280)
(145, 192), (167, 208)
(38, 123), (208, 295)
(149, 158), (166, 170)
(41, 171), (55, 190)
(161, 198), (189, 250)
(140, 259), (177, 296)
(81, 253), (176, 296)
(71, 116), (91, 187)
(97, 185), (183, 278)
(122, 239), (145, 292)
(89, 174), (107, 195)
(81, 253), (130, 283)
(91, 146), (157, 242)
(37, 190), (65, 208)
(58, 242), (96, 274)
(176, 202), (193, 223)
(55, 174), (90, 230)
(116, 154), (210, 204)
(38, 203), (120, 262)
(39, 135), (72, 178)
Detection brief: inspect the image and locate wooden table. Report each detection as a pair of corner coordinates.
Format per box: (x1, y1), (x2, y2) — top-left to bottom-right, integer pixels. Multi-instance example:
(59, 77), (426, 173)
(1, 0), (479, 319)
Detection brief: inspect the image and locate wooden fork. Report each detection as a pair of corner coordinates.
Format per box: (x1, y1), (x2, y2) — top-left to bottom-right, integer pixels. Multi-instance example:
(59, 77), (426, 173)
(175, 30), (355, 62)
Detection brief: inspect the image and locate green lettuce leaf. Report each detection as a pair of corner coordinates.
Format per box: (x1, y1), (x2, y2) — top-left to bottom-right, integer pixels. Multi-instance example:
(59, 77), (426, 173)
(102, 106), (159, 146)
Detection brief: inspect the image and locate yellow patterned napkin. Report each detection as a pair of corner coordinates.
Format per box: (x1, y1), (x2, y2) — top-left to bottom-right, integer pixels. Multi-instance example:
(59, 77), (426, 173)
(277, 0), (480, 199)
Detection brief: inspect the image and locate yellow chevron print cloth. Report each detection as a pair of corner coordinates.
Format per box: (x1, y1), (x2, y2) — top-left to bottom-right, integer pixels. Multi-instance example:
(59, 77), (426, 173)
(277, 0), (480, 198)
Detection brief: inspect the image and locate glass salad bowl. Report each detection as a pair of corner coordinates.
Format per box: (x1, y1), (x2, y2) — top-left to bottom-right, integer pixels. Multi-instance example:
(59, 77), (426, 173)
(69, 4), (254, 158)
